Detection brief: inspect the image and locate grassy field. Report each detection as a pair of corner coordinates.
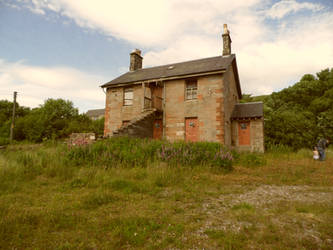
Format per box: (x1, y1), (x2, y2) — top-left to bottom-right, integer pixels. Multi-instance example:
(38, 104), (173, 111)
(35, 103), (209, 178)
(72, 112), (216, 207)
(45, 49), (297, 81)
(0, 140), (333, 249)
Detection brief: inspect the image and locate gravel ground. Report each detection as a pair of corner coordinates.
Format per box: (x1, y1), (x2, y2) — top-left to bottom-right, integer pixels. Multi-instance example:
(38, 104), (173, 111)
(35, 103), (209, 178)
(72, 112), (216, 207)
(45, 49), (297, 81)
(196, 185), (333, 248)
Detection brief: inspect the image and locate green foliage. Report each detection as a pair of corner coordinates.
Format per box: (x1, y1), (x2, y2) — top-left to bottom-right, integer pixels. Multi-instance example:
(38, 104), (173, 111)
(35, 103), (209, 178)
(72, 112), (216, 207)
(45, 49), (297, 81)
(0, 98), (104, 143)
(158, 141), (233, 170)
(0, 143), (333, 249)
(0, 137), (9, 146)
(231, 203), (255, 211)
(65, 137), (233, 171)
(237, 152), (266, 168)
(244, 68), (333, 149)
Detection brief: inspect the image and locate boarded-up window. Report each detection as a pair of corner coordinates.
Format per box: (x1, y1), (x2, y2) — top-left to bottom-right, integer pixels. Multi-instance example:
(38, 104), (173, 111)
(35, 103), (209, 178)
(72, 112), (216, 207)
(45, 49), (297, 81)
(186, 80), (197, 100)
(124, 88), (133, 106)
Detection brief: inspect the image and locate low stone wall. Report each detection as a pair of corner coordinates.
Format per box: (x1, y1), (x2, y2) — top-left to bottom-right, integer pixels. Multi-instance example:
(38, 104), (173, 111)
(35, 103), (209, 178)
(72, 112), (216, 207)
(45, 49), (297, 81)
(68, 133), (96, 146)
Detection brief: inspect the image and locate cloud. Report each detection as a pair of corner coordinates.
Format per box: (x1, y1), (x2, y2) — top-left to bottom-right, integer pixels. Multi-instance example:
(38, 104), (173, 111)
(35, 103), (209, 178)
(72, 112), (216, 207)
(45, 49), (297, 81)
(265, 0), (324, 19)
(0, 59), (108, 112)
(239, 17), (333, 94)
(14, 0), (262, 47)
(9, 0), (333, 96)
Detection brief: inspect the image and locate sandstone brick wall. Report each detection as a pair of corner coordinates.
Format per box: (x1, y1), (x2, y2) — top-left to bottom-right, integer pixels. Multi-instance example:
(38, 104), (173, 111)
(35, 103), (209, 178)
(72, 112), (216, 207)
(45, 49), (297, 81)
(104, 84), (143, 136)
(250, 119), (264, 152)
(223, 64), (240, 146)
(231, 119), (264, 152)
(164, 74), (224, 142)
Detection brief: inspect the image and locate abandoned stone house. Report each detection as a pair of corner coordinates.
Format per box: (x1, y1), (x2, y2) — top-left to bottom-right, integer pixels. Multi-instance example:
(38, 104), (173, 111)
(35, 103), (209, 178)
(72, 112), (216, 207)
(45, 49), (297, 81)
(101, 25), (264, 152)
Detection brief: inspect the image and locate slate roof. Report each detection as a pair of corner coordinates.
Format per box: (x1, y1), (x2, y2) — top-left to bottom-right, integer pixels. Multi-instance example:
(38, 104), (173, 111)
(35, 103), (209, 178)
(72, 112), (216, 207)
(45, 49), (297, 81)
(86, 109), (105, 119)
(231, 102), (263, 119)
(101, 54), (236, 88)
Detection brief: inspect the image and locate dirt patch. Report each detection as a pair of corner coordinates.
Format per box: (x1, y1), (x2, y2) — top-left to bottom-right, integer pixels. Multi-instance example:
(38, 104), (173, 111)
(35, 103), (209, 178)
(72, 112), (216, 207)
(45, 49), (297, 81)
(214, 185), (333, 208)
(196, 185), (333, 248)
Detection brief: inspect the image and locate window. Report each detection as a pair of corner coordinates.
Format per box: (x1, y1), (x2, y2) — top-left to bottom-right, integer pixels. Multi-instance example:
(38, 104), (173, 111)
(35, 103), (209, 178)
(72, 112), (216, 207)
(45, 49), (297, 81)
(240, 123), (247, 129)
(186, 80), (197, 100)
(124, 88), (133, 106)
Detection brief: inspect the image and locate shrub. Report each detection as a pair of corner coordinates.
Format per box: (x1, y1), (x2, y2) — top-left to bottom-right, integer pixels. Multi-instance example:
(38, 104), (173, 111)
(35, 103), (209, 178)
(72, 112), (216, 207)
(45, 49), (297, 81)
(0, 137), (9, 146)
(157, 141), (233, 170)
(65, 137), (233, 171)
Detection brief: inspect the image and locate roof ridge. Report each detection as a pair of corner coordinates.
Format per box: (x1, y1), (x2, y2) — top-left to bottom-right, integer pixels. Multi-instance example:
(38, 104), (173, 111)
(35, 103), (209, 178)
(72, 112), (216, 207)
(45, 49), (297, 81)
(135, 54), (234, 72)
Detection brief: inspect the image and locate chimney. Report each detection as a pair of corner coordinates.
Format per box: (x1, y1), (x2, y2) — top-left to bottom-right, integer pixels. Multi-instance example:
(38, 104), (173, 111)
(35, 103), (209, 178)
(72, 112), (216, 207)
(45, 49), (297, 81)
(130, 49), (143, 71)
(222, 24), (232, 56)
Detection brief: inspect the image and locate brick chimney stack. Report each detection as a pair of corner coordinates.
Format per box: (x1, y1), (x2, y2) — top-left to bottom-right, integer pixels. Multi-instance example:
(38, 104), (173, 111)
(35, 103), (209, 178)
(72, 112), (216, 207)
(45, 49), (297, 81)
(222, 24), (232, 56)
(130, 49), (143, 71)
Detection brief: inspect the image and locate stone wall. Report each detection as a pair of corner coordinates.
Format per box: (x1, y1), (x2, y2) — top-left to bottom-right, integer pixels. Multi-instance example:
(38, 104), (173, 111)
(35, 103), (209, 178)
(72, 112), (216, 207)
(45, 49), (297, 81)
(104, 84), (143, 137)
(223, 64), (240, 146)
(231, 119), (264, 152)
(164, 74), (224, 142)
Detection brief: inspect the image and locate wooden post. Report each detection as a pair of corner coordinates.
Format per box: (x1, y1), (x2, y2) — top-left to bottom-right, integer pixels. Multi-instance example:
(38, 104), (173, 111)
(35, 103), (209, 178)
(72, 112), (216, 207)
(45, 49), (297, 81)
(10, 91), (17, 143)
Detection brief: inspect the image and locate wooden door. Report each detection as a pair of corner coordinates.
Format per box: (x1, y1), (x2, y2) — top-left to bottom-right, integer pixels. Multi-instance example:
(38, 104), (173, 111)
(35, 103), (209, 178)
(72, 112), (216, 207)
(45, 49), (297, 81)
(238, 121), (250, 145)
(185, 118), (198, 142)
(153, 119), (163, 139)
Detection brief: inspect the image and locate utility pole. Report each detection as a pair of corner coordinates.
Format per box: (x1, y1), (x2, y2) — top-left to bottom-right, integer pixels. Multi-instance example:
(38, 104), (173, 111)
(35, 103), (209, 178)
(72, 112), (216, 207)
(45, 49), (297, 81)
(10, 91), (17, 143)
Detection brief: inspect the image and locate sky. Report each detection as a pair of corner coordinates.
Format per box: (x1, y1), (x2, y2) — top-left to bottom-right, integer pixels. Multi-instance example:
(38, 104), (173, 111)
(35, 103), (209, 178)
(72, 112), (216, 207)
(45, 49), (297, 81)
(1, 0), (333, 113)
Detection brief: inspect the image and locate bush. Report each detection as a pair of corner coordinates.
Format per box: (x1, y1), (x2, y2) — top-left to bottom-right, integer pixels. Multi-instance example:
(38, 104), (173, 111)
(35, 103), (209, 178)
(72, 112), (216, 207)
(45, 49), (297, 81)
(158, 141), (233, 170)
(65, 137), (233, 171)
(0, 137), (9, 146)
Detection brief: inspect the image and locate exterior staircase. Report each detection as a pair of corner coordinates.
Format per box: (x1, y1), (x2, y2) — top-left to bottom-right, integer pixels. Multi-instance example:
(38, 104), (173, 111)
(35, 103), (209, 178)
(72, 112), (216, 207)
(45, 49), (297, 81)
(112, 109), (158, 138)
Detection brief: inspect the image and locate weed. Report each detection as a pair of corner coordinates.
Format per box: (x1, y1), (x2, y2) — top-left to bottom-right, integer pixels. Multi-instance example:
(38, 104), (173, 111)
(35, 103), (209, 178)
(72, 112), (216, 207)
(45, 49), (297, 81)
(205, 229), (246, 249)
(237, 152), (266, 167)
(107, 179), (141, 194)
(109, 217), (163, 247)
(82, 191), (119, 209)
(231, 202), (255, 211)
(65, 137), (234, 170)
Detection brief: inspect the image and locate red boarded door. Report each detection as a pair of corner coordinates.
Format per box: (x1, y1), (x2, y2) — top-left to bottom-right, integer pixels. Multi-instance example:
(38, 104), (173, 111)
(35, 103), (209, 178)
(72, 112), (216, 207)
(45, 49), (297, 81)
(185, 118), (198, 142)
(153, 119), (163, 139)
(238, 121), (250, 145)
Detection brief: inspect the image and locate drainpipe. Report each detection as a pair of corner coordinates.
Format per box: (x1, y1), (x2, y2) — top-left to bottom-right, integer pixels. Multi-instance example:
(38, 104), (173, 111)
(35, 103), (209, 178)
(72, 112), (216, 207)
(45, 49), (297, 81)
(162, 81), (166, 139)
(142, 82), (145, 112)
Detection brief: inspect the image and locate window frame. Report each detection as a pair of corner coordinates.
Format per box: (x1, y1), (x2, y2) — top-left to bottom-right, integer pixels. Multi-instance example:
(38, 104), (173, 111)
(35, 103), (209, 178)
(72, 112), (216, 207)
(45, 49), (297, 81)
(185, 79), (198, 100)
(123, 88), (134, 106)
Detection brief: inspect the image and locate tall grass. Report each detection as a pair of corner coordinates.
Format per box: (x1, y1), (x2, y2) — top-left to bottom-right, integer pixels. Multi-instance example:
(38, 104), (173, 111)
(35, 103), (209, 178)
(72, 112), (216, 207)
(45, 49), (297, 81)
(0, 139), (332, 249)
(65, 137), (233, 170)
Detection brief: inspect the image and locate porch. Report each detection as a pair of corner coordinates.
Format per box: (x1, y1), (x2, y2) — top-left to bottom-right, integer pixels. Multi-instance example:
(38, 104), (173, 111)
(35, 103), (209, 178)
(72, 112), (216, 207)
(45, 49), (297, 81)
(142, 81), (164, 112)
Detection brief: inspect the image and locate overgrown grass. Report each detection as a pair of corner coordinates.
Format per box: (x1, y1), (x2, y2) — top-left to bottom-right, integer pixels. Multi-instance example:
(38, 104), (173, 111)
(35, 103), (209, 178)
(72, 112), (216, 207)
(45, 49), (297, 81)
(0, 137), (9, 146)
(0, 138), (332, 249)
(66, 137), (233, 170)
